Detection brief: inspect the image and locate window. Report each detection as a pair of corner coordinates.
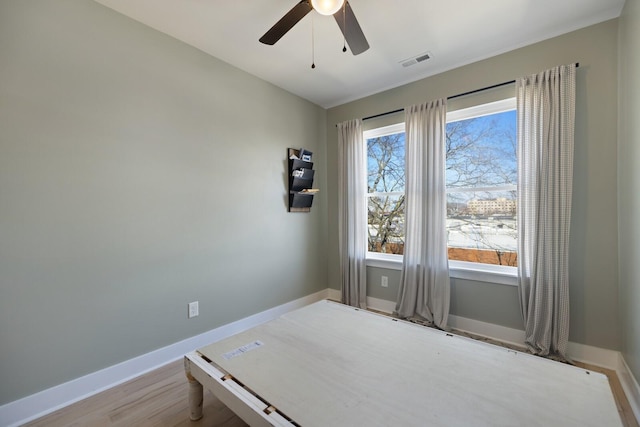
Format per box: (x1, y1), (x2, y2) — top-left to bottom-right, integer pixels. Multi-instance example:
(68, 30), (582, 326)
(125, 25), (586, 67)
(366, 123), (405, 255)
(364, 99), (517, 283)
(445, 98), (517, 267)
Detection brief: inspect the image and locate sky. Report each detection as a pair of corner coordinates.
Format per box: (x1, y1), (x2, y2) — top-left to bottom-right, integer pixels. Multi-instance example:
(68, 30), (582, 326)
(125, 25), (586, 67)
(367, 108), (517, 194)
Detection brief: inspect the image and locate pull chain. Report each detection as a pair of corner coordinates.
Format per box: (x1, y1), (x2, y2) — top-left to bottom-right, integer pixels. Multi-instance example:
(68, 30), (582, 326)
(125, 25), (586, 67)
(311, 14), (316, 69)
(342, 2), (347, 53)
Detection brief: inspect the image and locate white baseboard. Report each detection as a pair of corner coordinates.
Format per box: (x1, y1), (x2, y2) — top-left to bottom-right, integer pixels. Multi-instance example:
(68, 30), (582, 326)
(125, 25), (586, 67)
(0, 289), (330, 427)
(617, 354), (640, 422)
(366, 295), (396, 313)
(567, 341), (623, 369)
(446, 314), (526, 349)
(326, 289), (397, 313)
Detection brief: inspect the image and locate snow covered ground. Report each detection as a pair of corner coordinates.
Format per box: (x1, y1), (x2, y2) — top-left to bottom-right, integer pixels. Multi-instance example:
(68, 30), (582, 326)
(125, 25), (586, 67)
(447, 217), (517, 251)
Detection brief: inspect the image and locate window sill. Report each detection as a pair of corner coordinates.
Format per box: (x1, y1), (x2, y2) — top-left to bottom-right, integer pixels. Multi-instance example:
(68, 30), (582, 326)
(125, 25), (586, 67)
(366, 252), (403, 270)
(366, 253), (517, 286)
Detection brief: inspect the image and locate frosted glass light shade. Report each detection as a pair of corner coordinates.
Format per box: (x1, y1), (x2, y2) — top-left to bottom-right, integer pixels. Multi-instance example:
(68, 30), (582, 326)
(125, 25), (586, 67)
(310, 0), (344, 15)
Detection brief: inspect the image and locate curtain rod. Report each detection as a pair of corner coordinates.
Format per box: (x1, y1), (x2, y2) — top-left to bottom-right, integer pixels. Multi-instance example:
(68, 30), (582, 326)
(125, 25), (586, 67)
(358, 62), (580, 122)
(360, 81), (512, 121)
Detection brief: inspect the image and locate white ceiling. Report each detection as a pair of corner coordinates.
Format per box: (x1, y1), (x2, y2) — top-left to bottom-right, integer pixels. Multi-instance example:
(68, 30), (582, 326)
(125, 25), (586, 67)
(94, 0), (625, 108)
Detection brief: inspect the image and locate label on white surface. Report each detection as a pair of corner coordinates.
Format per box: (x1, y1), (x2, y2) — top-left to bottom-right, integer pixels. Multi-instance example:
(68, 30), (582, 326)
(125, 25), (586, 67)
(222, 340), (265, 360)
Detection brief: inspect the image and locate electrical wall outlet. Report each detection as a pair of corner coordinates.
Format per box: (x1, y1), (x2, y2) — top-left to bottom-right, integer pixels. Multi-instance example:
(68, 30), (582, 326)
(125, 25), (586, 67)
(381, 276), (388, 288)
(188, 301), (199, 318)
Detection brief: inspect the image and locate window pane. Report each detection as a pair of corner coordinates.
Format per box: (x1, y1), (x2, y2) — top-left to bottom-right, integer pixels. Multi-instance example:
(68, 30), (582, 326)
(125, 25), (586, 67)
(446, 191), (517, 266)
(367, 133), (405, 194)
(445, 108), (517, 266)
(367, 131), (405, 254)
(367, 194), (405, 254)
(446, 111), (516, 188)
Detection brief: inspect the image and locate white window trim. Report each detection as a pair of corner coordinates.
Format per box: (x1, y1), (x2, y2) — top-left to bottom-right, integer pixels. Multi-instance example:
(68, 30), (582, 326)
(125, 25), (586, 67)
(447, 184), (516, 193)
(448, 260), (517, 286)
(365, 97), (518, 287)
(366, 253), (517, 286)
(363, 122), (405, 139)
(447, 97), (516, 122)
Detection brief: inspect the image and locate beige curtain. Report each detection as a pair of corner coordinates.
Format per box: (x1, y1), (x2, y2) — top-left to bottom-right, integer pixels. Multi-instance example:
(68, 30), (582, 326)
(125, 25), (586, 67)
(516, 64), (576, 358)
(338, 119), (367, 308)
(395, 99), (450, 329)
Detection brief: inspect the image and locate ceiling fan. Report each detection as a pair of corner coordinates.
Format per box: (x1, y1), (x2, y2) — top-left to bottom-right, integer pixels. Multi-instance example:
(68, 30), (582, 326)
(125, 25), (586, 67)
(259, 0), (369, 56)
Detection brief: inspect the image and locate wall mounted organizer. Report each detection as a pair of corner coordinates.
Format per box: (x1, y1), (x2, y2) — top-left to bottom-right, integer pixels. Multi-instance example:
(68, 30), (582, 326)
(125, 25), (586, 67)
(288, 148), (318, 212)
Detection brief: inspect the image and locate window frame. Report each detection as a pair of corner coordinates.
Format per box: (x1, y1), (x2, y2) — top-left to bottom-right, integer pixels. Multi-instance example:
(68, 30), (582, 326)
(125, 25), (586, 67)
(364, 122), (406, 255)
(364, 98), (518, 286)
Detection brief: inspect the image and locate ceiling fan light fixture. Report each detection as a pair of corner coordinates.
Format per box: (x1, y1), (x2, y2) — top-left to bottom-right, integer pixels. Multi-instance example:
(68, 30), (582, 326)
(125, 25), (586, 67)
(310, 0), (344, 16)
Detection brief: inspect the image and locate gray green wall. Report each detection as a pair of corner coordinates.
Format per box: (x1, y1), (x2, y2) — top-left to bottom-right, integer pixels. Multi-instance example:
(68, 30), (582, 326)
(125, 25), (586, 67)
(0, 0), (327, 405)
(0, 0), (634, 410)
(327, 20), (621, 349)
(618, 0), (640, 382)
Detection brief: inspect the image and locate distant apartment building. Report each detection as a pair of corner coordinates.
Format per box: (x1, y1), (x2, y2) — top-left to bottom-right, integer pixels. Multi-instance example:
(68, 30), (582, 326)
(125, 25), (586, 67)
(467, 197), (516, 215)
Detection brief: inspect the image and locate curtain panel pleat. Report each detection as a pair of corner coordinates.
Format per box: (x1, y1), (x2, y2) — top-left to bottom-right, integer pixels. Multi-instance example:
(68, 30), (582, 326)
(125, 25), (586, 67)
(395, 99), (450, 329)
(516, 64), (576, 358)
(338, 119), (367, 309)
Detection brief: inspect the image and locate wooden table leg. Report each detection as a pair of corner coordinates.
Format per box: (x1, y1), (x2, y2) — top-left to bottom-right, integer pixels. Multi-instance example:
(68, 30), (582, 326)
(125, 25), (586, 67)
(184, 357), (203, 421)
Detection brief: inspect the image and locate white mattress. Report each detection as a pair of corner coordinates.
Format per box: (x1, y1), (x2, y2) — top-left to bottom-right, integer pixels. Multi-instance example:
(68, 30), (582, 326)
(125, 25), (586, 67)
(198, 300), (621, 427)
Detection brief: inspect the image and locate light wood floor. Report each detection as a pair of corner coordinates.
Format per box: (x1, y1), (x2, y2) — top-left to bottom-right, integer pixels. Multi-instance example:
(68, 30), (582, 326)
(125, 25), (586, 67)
(24, 356), (638, 427)
(24, 360), (248, 427)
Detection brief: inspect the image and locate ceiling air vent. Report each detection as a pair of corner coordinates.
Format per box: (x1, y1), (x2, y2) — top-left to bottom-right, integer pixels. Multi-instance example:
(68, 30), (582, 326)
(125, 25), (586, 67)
(400, 52), (432, 68)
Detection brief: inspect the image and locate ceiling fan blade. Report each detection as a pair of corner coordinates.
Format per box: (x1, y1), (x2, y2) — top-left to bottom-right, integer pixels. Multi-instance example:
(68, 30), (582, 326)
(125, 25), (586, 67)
(259, 0), (313, 45)
(334, 1), (369, 55)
